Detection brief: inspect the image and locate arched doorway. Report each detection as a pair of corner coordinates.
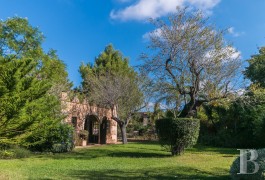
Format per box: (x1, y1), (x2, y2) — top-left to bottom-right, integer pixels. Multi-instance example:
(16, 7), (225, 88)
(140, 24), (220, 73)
(100, 117), (108, 144)
(84, 115), (100, 144)
(84, 115), (108, 144)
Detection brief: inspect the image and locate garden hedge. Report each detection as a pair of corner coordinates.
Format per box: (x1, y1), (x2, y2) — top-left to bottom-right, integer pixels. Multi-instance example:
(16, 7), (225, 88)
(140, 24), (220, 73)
(155, 118), (200, 155)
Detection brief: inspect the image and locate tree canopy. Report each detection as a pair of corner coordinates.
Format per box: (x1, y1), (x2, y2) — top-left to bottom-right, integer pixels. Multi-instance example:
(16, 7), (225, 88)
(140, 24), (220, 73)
(245, 47), (265, 88)
(79, 44), (143, 144)
(141, 8), (242, 118)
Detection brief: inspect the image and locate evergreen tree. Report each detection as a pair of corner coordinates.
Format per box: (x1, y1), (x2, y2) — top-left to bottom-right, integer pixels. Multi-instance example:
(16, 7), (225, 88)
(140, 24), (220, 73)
(245, 47), (265, 88)
(0, 17), (72, 150)
(79, 44), (135, 91)
(79, 44), (143, 144)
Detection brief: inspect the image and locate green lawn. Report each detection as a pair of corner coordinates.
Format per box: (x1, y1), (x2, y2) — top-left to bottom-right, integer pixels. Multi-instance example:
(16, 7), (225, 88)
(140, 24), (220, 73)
(0, 142), (238, 179)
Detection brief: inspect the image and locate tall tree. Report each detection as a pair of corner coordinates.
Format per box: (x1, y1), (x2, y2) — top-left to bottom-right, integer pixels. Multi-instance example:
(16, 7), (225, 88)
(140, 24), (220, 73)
(245, 47), (265, 88)
(0, 58), (56, 146)
(0, 17), (72, 97)
(79, 44), (143, 144)
(0, 17), (72, 149)
(141, 8), (241, 118)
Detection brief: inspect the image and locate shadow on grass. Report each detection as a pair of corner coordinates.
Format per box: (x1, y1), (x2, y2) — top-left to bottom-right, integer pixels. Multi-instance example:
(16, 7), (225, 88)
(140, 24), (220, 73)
(188, 144), (238, 155)
(125, 141), (237, 156)
(123, 141), (237, 156)
(35, 146), (171, 160)
(67, 166), (230, 180)
(108, 151), (171, 158)
(33, 142), (237, 160)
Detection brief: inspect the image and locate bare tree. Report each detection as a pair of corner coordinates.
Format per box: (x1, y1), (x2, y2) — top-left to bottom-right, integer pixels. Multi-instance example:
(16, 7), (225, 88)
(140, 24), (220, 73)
(84, 73), (144, 144)
(141, 8), (242, 118)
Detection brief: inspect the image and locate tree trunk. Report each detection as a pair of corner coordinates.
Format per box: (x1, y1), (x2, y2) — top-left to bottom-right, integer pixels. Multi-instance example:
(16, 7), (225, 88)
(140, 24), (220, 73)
(179, 101), (196, 117)
(111, 106), (129, 144)
(120, 123), (127, 144)
(179, 102), (192, 117)
(179, 99), (207, 118)
(111, 116), (128, 144)
(171, 145), (184, 156)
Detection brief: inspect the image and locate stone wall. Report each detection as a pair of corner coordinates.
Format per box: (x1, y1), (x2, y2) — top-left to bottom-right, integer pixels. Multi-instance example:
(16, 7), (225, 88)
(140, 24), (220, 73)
(61, 92), (117, 144)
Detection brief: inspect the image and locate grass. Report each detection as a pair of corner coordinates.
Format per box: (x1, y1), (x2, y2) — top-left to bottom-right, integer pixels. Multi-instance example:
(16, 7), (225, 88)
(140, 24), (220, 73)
(0, 142), (238, 179)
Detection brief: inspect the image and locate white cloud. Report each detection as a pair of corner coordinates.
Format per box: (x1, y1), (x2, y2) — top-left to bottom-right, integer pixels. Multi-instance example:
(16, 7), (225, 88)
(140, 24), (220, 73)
(111, 0), (183, 21)
(204, 46), (241, 63)
(205, 46), (241, 60)
(228, 27), (244, 37)
(235, 88), (246, 96)
(188, 0), (220, 10)
(110, 0), (221, 21)
(221, 46), (241, 60)
(228, 47), (241, 60)
(142, 28), (162, 40)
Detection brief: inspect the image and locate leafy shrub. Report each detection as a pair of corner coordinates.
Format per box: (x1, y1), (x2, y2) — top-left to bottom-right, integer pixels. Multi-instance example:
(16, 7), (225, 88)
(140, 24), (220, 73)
(0, 150), (15, 159)
(198, 86), (265, 148)
(51, 142), (73, 153)
(138, 126), (149, 136)
(12, 147), (31, 158)
(79, 130), (88, 140)
(0, 146), (31, 159)
(230, 149), (265, 179)
(156, 118), (200, 156)
(28, 123), (74, 152)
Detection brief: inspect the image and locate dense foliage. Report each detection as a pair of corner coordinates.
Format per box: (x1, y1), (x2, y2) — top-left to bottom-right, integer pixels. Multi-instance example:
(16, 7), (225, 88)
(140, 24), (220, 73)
(156, 118), (200, 155)
(198, 46), (265, 148)
(245, 47), (265, 88)
(199, 86), (265, 148)
(29, 123), (74, 152)
(79, 44), (136, 88)
(0, 17), (72, 152)
(0, 145), (31, 159)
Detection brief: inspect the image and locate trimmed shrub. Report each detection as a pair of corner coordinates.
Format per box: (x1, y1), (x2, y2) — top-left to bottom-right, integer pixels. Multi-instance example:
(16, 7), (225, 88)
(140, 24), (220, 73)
(156, 118), (200, 156)
(49, 124), (75, 153)
(230, 149), (265, 179)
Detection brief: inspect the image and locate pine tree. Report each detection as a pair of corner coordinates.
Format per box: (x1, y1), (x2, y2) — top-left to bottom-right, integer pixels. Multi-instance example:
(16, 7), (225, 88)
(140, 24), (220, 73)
(0, 17), (72, 150)
(79, 44), (143, 144)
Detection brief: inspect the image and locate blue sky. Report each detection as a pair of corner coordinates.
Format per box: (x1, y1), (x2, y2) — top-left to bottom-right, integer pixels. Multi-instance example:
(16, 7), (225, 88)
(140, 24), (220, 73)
(0, 0), (264, 87)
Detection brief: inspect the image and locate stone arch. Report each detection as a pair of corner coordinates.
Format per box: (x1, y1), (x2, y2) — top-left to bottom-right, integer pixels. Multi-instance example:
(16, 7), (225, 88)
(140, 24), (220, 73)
(84, 115), (100, 144)
(61, 92), (117, 145)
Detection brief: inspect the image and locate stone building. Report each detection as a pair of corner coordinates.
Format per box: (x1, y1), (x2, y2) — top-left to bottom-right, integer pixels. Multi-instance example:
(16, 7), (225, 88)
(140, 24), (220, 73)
(61, 92), (117, 145)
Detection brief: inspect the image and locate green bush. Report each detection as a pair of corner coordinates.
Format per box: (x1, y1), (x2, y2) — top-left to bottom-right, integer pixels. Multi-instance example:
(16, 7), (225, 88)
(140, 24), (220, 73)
(0, 146), (31, 159)
(230, 149), (265, 179)
(79, 130), (89, 140)
(28, 123), (74, 152)
(155, 118), (200, 156)
(138, 126), (149, 136)
(0, 150), (15, 159)
(51, 142), (73, 153)
(12, 147), (31, 158)
(199, 87), (265, 148)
